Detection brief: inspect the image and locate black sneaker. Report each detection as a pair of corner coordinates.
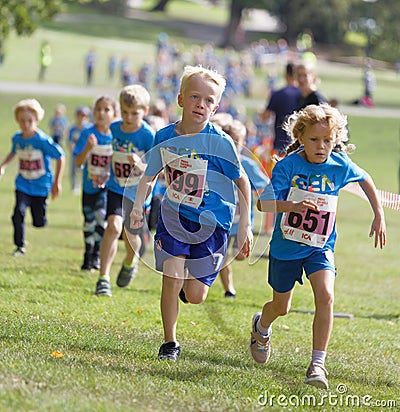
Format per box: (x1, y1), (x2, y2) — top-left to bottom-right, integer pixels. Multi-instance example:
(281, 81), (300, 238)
(12, 247), (26, 257)
(178, 288), (188, 303)
(81, 252), (92, 271)
(116, 263), (138, 287)
(224, 291), (236, 299)
(91, 252), (100, 270)
(95, 279), (112, 296)
(158, 342), (181, 361)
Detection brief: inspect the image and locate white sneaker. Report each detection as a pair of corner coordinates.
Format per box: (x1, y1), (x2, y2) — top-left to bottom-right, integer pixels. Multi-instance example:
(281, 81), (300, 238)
(249, 313), (271, 364)
(304, 362), (329, 389)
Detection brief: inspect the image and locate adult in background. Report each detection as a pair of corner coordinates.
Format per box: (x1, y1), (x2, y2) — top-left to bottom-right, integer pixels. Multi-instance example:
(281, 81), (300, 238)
(296, 62), (327, 110)
(85, 48), (97, 85)
(262, 63), (301, 155)
(38, 41), (52, 81)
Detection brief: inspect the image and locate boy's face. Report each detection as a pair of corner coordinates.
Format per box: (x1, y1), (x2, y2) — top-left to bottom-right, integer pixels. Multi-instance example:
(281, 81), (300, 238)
(16, 109), (38, 137)
(178, 76), (220, 125)
(120, 103), (148, 132)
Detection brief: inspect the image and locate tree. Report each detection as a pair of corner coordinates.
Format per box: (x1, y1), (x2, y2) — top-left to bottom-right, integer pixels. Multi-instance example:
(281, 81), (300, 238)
(0, 0), (63, 62)
(151, 0), (170, 12)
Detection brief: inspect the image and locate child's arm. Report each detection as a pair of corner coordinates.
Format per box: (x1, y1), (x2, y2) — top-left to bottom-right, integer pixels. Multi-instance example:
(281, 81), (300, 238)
(130, 174), (158, 229)
(234, 174), (253, 258)
(257, 198), (320, 214)
(358, 173), (386, 249)
(51, 155), (66, 200)
(0, 152), (16, 178)
(75, 133), (97, 167)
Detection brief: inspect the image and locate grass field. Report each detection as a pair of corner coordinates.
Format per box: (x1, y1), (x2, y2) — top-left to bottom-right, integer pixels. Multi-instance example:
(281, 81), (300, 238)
(0, 3), (399, 411)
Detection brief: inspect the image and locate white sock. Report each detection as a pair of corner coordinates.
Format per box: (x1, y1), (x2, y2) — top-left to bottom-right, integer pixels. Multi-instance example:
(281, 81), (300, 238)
(311, 349), (326, 366)
(256, 319), (272, 337)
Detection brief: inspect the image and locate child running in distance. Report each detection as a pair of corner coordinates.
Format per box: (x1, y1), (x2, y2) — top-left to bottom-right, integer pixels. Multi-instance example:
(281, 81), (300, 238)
(74, 95), (118, 271)
(251, 103), (386, 389)
(0, 99), (65, 256)
(212, 112), (269, 298)
(95, 85), (155, 296)
(67, 106), (91, 194)
(130, 65), (253, 361)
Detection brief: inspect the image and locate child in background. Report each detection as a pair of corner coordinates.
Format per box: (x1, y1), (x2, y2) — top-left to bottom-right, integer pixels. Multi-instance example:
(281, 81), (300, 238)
(67, 106), (91, 194)
(74, 96), (118, 271)
(251, 104), (386, 389)
(95, 85), (155, 296)
(0, 99), (65, 256)
(130, 65), (253, 361)
(49, 103), (68, 145)
(211, 113), (269, 298)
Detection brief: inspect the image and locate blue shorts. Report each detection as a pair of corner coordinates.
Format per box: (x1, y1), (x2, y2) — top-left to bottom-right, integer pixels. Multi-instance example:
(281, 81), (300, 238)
(107, 190), (143, 235)
(268, 250), (336, 293)
(154, 208), (228, 286)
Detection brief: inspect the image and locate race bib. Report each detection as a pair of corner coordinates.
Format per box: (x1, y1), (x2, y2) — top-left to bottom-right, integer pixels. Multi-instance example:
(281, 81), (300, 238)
(233, 189), (240, 224)
(161, 147), (207, 209)
(112, 151), (146, 187)
(88, 144), (113, 178)
(281, 187), (337, 248)
(17, 149), (45, 180)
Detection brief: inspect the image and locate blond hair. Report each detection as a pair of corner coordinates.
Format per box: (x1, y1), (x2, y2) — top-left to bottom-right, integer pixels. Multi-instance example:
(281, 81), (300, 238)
(119, 84), (150, 109)
(179, 65), (226, 101)
(282, 103), (354, 155)
(14, 99), (45, 122)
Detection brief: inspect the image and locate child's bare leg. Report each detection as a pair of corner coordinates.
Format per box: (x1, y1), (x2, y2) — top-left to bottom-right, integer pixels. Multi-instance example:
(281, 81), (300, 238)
(219, 263), (236, 295)
(161, 256), (185, 342)
(123, 230), (141, 265)
(183, 277), (209, 304)
(100, 215), (123, 277)
(308, 270), (335, 351)
(260, 289), (294, 330)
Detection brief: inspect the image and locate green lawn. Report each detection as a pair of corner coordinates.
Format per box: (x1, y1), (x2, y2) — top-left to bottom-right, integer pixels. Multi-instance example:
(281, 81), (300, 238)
(0, 3), (399, 411)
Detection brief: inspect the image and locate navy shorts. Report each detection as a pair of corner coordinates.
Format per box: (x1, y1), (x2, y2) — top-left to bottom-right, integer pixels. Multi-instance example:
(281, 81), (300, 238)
(154, 208), (228, 286)
(268, 249), (336, 293)
(107, 190), (143, 235)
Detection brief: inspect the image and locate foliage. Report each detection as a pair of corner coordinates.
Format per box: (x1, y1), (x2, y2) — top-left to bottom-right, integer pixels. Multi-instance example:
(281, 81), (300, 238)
(0, 0), (64, 55)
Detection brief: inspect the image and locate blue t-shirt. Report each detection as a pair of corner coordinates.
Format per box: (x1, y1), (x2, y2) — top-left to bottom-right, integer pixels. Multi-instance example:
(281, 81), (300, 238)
(145, 122), (243, 231)
(230, 155), (270, 236)
(68, 123), (92, 146)
(49, 116), (68, 139)
(266, 85), (302, 151)
(11, 128), (65, 197)
(107, 119), (155, 202)
(73, 125), (113, 195)
(259, 150), (366, 259)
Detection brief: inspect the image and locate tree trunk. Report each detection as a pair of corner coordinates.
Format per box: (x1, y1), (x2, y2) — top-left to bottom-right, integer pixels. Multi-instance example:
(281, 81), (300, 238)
(151, 0), (170, 12)
(220, 0), (245, 49)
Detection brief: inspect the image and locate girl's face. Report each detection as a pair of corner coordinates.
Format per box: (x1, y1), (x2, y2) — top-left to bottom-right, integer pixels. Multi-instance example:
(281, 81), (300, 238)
(296, 66), (315, 90)
(16, 109), (39, 138)
(299, 122), (336, 164)
(93, 99), (116, 130)
(178, 76), (220, 126)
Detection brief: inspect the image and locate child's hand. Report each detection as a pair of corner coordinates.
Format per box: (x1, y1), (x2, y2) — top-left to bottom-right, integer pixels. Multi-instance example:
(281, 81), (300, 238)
(292, 200), (320, 213)
(51, 182), (62, 200)
(369, 216), (386, 249)
(129, 153), (146, 176)
(86, 133), (98, 149)
(92, 173), (109, 188)
(237, 224), (253, 258)
(130, 206), (144, 229)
